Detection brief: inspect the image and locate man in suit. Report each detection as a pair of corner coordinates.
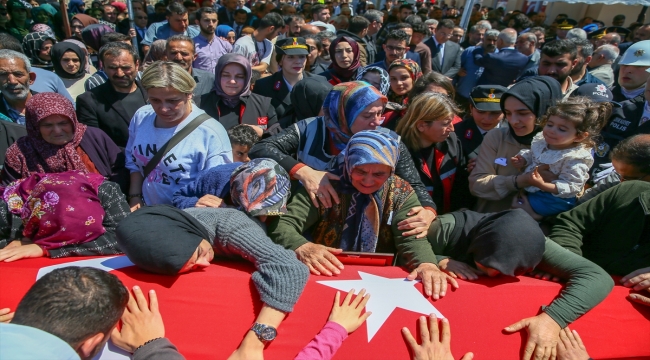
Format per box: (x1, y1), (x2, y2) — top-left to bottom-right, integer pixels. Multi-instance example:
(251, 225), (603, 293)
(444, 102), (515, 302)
(77, 43), (148, 148)
(370, 29), (421, 71)
(424, 19), (461, 79)
(165, 35), (215, 108)
(131, 10), (148, 60)
(474, 28), (529, 87)
(217, 0), (238, 26)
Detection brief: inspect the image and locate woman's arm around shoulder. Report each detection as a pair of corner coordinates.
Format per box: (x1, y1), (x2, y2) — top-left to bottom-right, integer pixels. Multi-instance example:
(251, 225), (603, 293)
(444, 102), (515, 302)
(469, 128), (518, 201)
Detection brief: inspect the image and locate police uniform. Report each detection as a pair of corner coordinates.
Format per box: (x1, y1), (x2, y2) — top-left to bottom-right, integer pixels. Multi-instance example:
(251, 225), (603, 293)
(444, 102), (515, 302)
(546, 19), (576, 42)
(454, 85), (507, 163)
(609, 41), (650, 103)
(252, 37), (328, 123)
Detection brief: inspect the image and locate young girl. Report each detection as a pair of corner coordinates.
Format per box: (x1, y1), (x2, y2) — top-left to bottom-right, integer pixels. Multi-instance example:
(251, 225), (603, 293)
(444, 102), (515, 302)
(511, 97), (611, 220)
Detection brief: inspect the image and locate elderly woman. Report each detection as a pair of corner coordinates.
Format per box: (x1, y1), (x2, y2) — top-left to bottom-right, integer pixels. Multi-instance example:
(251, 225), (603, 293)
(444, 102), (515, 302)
(269, 129), (455, 296)
(396, 92), (473, 214)
(383, 59), (422, 131)
(250, 82), (438, 240)
(21, 31), (56, 71)
(426, 208), (613, 359)
(355, 65), (390, 96)
(320, 37), (361, 85)
(125, 61), (232, 209)
(2, 93), (128, 192)
(116, 205), (309, 359)
(470, 76), (562, 213)
(0, 171), (130, 262)
(198, 53), (280, 137)
(50, 41), (93, 100)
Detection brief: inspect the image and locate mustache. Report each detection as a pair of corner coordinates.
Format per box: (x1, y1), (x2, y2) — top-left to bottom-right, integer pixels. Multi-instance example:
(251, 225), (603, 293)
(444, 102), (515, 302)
(2, 83), (26, 91)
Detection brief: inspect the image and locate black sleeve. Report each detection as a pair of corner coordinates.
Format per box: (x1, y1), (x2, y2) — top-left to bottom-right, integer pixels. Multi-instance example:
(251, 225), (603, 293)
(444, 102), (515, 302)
(450, 137), (475, 210)
(249, 124), (302, 173)
(47, 181), (130, 258)
(395, 141), (437, 210)
(76, 93), (99, 128)
(263, 102), (281, 138)
(0, 161), (22, 186)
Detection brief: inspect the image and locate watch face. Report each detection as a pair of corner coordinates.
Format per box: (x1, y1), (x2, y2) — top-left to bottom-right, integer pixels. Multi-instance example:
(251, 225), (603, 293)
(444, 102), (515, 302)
(260, 326), (277, 341)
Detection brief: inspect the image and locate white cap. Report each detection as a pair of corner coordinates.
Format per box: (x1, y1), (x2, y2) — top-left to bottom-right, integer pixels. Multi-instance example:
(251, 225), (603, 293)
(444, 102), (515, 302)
(619, 40), (650, 67)
(310, 21), (336, 33)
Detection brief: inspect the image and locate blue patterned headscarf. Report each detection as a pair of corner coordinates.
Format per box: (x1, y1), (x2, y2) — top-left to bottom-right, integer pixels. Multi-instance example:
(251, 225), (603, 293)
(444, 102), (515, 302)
(338, 130), (401, 253)
(230, 158), (291, 217)
(323, 81), (387, 152)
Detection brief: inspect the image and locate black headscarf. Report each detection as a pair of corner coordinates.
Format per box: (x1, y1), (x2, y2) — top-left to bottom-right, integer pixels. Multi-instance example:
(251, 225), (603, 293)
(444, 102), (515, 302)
(291, 78), (333, 121)
(500, 76), (562, 145)
(51, 41), (87, 80)
(464, 209), (545, 276)
(116, 205), (211, 275)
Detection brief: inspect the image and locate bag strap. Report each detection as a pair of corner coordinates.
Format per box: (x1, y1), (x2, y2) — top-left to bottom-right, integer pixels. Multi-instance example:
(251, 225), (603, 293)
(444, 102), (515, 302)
(143, 113), (212, 179)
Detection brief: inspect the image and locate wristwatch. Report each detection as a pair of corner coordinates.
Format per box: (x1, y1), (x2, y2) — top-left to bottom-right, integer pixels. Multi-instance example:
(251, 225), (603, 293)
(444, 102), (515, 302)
(250, 322), (277, 343)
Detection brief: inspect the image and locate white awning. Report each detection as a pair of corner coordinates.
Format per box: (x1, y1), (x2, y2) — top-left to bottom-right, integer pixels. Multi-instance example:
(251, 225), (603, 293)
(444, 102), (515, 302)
(545, 0), (650, 5)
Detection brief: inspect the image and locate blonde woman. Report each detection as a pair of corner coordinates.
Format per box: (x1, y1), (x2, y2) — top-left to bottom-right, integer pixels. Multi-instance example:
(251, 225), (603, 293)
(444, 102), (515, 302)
(396, 92), (473, 214)
(125, 61), (232, 209)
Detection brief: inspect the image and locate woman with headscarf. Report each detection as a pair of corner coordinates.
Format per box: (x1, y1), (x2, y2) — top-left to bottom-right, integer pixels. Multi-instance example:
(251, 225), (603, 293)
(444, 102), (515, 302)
(396, 92), (472, 214)
(216, 24), (236, 45)
(50, 41), (92, 100)
(280, 77), (333, 128)
(383, 59), (422, 131)
(116, 205), (309, 359)
(424, 208), (613, 359)
(320, 36), (361, 85)
(250, 82), (439, 251)
(67, 0), (85, 16)
(269, 129), (454, 290)
(1, 93), (128, 192)
(355, 65), (389, 96)
(470, 76), (563, 213)
(63, 38), (96, 74)
(198, 53), (280, 137)
(81, 23), (114, 53)
(30, 5), (56, 29)
(21, 31), (56, 71)
(0, 171), (130, 262)
(70, 14), (98, 41)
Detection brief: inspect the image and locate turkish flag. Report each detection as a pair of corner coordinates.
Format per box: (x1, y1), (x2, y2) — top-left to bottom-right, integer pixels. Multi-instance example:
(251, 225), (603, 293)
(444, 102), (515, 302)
(0, 257), (649, 359)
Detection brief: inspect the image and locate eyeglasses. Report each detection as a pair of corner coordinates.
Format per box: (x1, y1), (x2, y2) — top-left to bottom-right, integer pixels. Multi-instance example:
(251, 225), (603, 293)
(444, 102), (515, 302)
(385, 45), (406, 53)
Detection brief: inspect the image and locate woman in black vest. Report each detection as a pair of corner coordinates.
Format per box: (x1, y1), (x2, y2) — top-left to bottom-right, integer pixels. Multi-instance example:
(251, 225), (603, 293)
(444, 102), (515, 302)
(199, 53), (280, 137)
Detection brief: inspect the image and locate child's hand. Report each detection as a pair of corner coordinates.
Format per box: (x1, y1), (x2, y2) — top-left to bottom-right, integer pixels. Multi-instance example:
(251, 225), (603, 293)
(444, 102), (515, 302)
(328, 289), (372, 334)
(510, 155), (526, 169)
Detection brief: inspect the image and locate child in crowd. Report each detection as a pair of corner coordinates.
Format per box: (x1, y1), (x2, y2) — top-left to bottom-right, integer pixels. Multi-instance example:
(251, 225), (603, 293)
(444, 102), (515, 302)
(228, 124), (261, 163)
(511, 97), (611, 220)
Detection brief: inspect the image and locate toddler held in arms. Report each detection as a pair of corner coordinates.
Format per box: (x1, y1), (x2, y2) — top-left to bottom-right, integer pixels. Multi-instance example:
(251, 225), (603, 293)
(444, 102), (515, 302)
(511, 97), (611, 220)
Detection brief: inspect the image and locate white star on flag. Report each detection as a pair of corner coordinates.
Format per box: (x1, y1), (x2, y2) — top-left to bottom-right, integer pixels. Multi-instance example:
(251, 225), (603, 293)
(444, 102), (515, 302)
(318, 271), (444, 342)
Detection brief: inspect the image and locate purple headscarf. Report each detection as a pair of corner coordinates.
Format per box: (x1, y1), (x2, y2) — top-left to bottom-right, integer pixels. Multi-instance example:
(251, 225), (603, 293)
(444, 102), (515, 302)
(213, 53), (252, 108)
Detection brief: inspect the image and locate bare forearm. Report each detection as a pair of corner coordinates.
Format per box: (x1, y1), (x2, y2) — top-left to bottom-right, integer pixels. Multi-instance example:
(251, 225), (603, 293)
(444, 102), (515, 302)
(536, 182), (558, 194)
(129, 172), (145, 206)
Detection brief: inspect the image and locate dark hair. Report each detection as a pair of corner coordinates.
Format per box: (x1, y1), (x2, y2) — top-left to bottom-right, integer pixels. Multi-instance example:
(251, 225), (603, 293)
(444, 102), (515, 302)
(395, 22), (413, 31)
(259, 12), (285, 29)
(311, 4), (326, 16)
(166, 2), (188, 16)
(510, 13), (532, 30)
(610, 134), (650, 174)
(438, 19), (454, 29)
(0, 33), (23, 52)
(12, 267), (129, 347)
(195, 6), (216, 21)
(234, 8), (248, 16)
(399, 3), (412, 11)
(412, 23), (429, 36)
(99, 41), (140, 63)
(270, 8), (282, 15)
(539, 96), (610, 148)
(155, 2), (166, 9)
(101, 32), (131, 46)
(348, 15), (370, 34)
(166, 34), (195, 53)
(183, 0), (197, 8)
(541, 39), (577, 60)
(386, 29), (409, 44)
(530, 26), (546, 35)
(363, 9), (382, 23)
(304, 34), (322, 50)
(569, 38), (593, 58)
(228, 124), (260, 148)
(409, 71), (455, 100)
(404, 14), (422, 25)
(285, 14), (303, 24)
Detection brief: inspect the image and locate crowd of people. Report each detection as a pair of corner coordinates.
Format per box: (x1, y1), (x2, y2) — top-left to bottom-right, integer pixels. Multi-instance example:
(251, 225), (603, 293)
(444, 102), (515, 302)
(0, 0), (649, 359)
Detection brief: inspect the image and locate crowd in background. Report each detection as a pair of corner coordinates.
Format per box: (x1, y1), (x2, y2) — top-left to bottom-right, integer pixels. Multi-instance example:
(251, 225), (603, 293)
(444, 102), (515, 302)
(0, 0), (649, 359)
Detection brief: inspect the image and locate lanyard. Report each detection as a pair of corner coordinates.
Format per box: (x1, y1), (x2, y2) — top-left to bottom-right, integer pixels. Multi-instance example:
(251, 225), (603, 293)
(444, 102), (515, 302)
(254, 40), (267, 61)
(217, 102), (246, 124)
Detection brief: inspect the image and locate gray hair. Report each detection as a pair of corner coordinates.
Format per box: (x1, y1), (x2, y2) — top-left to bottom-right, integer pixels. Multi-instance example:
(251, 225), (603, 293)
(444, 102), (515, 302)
(316, 30), (336, 42)
(566, 28), (587, 40)
(140, 61), (196, 94)
(0, 49), (31, 72)
(498, 29), (517, 45)
(518, 32), (537, 45)
(594, 44), (619, 62)
(476, 20), (492, 30)
(570, 38), (594, 58)
(424, 19), (438, 27)
(166, 34), (195, 54)
(485, 29), (500, 39)
(363, 9), (383, 23)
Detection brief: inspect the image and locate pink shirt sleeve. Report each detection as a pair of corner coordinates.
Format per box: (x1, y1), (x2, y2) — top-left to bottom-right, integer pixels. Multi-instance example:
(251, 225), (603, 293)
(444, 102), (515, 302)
(294, 321), (349, 360)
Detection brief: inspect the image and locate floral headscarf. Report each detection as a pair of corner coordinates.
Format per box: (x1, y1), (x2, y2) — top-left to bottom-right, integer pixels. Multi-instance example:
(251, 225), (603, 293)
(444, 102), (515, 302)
(387, 59), (422, 105)
(21, 31), (57, 68)
(229, 158), (291, 217)
(323, 81), (387, 152)
(3, 171), (106, 250)
(338, 130), (400, 252)
(328, 36), (361, 82)
(355, 66), (390, 96)
(4, 93), (89, 179)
